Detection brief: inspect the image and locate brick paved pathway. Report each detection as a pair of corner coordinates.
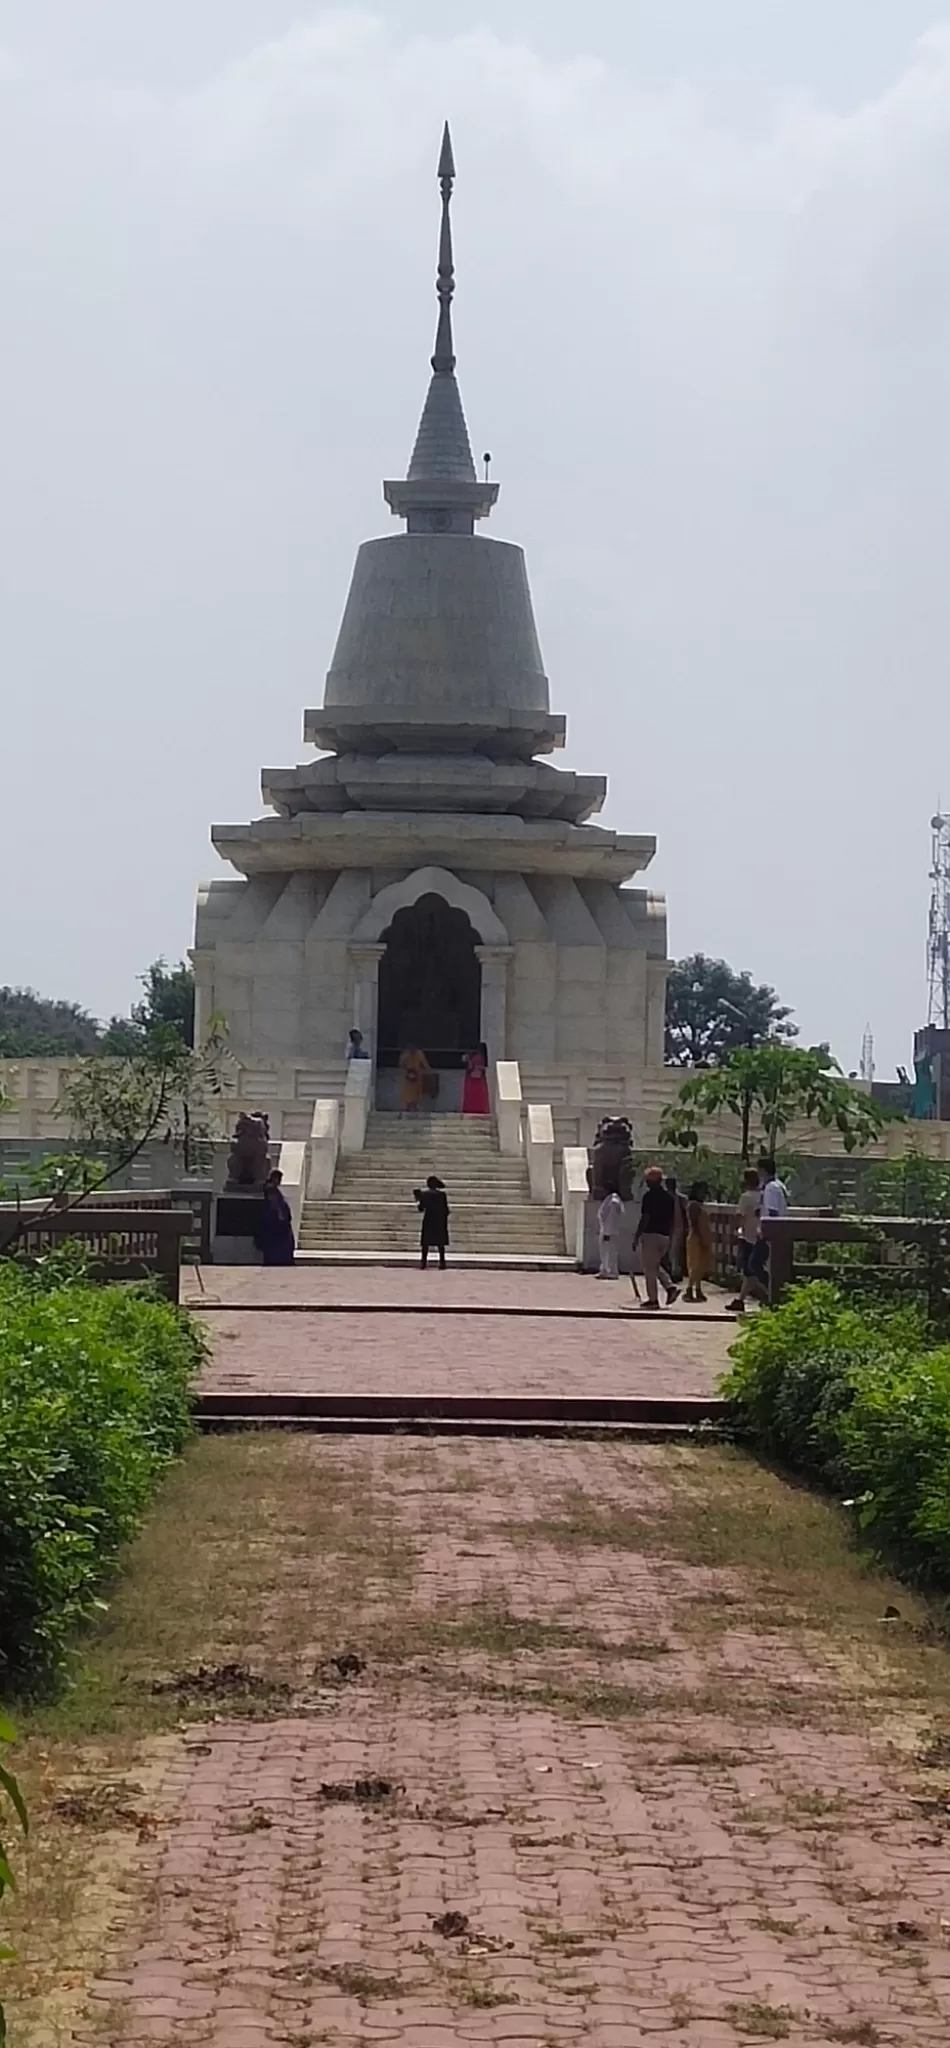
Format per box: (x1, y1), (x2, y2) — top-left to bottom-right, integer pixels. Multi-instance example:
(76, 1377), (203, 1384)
(191, 1269), (735, 1403)
(84, 1438), (950, 2047)
(184, 1267), (731, 1316)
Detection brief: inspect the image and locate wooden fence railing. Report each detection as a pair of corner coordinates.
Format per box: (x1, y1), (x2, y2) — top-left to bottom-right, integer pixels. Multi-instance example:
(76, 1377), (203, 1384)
(707, 1203), (836, 1288)
(761, 1214), (948, 1312)
(0, 1205), (192, 1303)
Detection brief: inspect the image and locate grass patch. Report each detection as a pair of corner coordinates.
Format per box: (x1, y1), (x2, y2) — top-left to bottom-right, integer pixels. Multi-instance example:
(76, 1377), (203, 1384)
(313, 1963), (406, 2002)
(3, 1433), (412, 2044)
(391, 1602), (670, 1664)
(453, 1978), (519, 2008)
(503, 1445), (950, 1698)
(534, 1927), (600, 1955)
(727, 2000), (795, 2039)
(17, 1433), (410, 1745)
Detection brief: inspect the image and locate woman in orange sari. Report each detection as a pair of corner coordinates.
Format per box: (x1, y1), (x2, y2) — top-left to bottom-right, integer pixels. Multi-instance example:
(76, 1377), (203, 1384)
(399, 1043), (431, 1112)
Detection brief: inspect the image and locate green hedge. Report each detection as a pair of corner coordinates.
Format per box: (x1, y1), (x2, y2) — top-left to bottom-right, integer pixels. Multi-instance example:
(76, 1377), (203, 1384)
(0, 1262), (204, 1689)
(722, 1283), (950, 1585)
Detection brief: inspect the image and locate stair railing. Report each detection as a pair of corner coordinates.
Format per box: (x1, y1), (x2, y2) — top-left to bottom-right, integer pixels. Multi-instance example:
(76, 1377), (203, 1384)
(526, 1103), (555, 1205)
(493, 1060), (523, 1157)
(308, 1097), (340, 1196)
(276, 1140), (308, 1240)
(341, 1058), (373, 1155)
(561, 1147), (591, 1266)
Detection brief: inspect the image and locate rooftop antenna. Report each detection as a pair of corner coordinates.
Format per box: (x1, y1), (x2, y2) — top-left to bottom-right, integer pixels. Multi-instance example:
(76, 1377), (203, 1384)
(483, 451), (492, 482)
(928, 809), (950, 1029)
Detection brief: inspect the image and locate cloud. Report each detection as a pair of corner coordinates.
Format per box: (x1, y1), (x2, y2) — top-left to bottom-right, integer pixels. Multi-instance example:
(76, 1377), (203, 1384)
(1, 7), (949, 1061)
(173, 10), (950, 215)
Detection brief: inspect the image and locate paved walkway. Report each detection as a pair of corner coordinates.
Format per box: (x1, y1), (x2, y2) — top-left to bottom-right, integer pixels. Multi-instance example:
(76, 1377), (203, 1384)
(85, 1436), (950, 2047)
(190, 1270), (735, 1404)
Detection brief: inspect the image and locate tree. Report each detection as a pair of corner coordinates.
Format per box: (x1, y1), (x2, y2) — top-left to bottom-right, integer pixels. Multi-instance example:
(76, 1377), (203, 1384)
(0, 987), (102, 1058)
(665, 954), (797, 1066)
(101, 959), (195, 1054)
(0, 1020), (231, 1258)
(0, 959), (195, 1060)
(57, 1019), (227, 1178)
(659, 1043), (891, 1164)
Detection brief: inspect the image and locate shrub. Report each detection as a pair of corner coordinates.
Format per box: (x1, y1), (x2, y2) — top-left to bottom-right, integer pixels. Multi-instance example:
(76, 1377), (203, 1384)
(0, 1263), (204, 1688)
(722, 1283), (950, 1583)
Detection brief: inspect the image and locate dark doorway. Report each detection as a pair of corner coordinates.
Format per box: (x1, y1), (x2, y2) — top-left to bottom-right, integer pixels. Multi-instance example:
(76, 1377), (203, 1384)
(377, 894), (481, 1066)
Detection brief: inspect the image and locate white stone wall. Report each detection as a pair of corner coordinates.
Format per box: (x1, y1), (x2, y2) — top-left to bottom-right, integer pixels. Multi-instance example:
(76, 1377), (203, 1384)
(6, 1051), (950, 1168)
(193, 862), (668, 1070)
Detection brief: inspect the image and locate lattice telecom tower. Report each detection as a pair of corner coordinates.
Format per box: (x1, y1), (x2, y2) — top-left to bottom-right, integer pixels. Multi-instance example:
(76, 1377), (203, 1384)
(928, 812), (950, 1029)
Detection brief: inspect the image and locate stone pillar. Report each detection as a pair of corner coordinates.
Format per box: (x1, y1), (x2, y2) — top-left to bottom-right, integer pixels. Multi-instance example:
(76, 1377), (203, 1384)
(475, 946), (513, 1064)
(348, 943), (386, 1057)
(189, 948), (215, 1046)
(646, 959), (669, 1066)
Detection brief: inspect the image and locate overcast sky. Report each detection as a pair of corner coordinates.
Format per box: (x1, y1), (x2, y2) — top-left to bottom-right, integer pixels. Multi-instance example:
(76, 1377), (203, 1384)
(2, 2), (949, 1072)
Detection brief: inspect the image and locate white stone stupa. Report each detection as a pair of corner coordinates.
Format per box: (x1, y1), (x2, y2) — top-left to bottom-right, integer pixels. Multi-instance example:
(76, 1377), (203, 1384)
(194, 127), (668, 1113)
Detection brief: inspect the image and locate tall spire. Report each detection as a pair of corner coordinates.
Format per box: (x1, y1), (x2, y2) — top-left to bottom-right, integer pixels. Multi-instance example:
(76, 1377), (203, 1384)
(431, 120), (457, 373)
(383, 126), (499, 533)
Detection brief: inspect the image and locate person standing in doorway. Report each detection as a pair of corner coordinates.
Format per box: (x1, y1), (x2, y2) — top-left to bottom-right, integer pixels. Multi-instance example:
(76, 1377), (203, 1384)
(399, 1042), (431, 1112)
(683, 1180), (713, 1304)
(347, 1028), (370, 1061)
(414, 1175), (450, 1269)
(727, 1167), (762, 1314)
(632, 1167), (680, 1309)
(461, 1044), (490, 1116)
(597, 1189), (624, 1280)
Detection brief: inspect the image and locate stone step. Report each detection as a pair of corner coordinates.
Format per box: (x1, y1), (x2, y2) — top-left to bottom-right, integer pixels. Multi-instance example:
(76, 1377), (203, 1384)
(339, 1170), (521, 1185)
(358, 1146), (503, 1160)
(298, 1212), (565, 1228)
(298, 1234), (566, 1249)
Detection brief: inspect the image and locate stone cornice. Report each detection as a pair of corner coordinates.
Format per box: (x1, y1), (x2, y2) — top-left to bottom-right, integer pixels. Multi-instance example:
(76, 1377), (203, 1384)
(210, 811), (657, 885)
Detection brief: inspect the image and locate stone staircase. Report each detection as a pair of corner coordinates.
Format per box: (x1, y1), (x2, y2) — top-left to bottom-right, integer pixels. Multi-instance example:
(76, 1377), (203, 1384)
(298, 1111), (568, 1262)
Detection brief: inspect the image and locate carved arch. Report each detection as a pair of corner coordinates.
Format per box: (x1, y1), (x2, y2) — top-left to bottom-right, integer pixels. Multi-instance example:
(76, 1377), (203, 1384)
(351, 866), (508, 946)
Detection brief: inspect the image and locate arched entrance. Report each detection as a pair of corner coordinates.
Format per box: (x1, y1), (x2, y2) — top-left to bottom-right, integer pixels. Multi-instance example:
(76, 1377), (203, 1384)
(377, 893), (481, 1068)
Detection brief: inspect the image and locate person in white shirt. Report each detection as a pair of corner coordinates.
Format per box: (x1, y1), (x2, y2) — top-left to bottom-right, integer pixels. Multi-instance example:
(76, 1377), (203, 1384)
(759, 1157), (790, 1221)
(597, 1190), (624, 1280)
(737, 1156), (789, 1309)
(727, 1167), (762, 1313)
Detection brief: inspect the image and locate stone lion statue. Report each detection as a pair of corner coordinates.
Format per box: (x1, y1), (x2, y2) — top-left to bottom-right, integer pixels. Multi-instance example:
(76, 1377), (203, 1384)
(226, 1111), (271, 1188)
(588, 1116), (636, 1203)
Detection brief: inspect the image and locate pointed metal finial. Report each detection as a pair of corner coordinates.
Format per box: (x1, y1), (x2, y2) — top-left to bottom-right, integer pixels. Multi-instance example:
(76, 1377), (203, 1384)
(432, 122), (457, 374)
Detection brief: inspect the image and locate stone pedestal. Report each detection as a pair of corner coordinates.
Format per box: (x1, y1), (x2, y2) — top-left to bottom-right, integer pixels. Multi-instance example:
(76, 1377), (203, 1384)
(213, 1190), (267, 1265)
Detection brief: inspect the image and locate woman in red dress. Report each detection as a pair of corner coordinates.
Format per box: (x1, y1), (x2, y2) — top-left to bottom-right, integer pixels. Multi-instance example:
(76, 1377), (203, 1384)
(461, 1044), (491, 1116)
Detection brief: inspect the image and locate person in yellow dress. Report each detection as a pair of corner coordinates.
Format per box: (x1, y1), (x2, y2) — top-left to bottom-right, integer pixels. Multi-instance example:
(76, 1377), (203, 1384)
(399, 1042), (431, 1112)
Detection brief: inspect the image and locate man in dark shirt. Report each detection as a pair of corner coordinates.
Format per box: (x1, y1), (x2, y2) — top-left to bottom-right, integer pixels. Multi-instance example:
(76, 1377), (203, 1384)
(634, 1167), (681, 1308)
